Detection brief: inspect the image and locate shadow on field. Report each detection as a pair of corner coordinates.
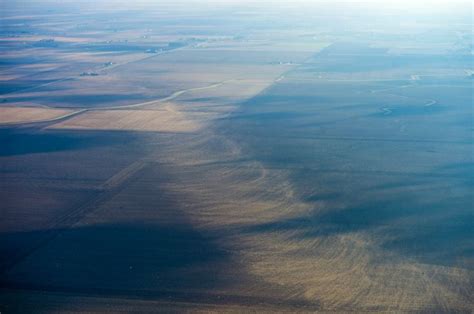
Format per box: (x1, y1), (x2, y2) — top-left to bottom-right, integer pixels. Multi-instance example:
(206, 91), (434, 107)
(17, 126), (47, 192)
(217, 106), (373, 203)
(0, 129), (130, 157)
(1, 222), (230, 296)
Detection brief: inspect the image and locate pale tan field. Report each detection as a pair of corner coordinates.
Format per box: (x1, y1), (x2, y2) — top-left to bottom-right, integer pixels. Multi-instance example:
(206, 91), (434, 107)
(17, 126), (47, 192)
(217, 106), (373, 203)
(48, 108), (206, 133)
(0, 107), (75, 124)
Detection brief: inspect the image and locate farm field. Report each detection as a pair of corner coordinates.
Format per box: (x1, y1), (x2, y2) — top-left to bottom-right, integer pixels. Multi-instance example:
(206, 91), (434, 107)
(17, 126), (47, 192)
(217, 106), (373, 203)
(0, 107), (75, 124)
(0, 1), (472, 312)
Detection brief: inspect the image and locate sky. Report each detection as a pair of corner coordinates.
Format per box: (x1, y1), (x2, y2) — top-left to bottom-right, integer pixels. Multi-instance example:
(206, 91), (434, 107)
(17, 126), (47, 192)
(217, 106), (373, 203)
(1, 0), (471, 19)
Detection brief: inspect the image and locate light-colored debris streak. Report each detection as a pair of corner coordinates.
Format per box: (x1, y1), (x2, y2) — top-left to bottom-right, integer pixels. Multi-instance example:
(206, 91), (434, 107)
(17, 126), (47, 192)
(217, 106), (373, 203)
(147, 129), (472, 311)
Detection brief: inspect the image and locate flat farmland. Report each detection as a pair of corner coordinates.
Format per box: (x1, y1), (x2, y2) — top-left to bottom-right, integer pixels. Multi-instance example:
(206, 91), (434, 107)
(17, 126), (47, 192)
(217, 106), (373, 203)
(0, 107), (75, 124)
(216, 41), (473, 310)
(0, 1), (472, 312)
(48, 109), (207, 133)
(0, 129), (149, 274)
(1, 48), (304, 112)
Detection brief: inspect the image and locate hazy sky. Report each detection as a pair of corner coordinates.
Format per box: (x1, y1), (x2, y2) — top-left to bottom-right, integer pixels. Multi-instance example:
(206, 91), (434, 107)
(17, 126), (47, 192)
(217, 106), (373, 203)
(1, 0), (471, 20)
